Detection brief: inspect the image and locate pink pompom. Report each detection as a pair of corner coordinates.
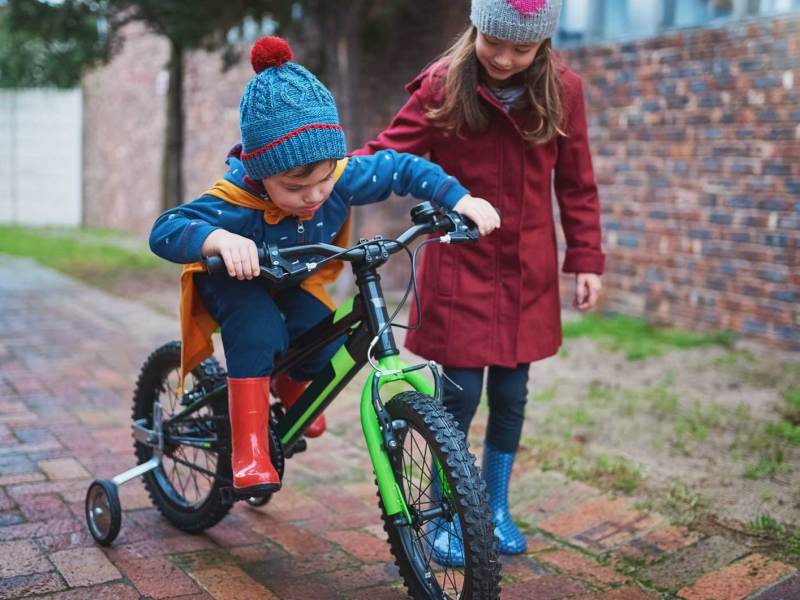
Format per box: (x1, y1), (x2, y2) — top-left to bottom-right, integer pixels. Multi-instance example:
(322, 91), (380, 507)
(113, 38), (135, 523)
(250, 36), (293, 73)
(507, 0), (547, 15)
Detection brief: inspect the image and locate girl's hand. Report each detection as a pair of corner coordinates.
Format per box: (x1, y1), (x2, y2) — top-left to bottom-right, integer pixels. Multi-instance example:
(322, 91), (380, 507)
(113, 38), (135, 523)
(202, 229), (260, 280)
(574, 273), (602, 311)
(453, 195), (501, 237)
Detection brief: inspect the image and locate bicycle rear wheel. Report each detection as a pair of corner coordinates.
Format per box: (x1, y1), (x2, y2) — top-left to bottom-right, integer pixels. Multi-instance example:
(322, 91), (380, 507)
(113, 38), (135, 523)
(132, 341), (232, 532)
(380, 391), (501, 600)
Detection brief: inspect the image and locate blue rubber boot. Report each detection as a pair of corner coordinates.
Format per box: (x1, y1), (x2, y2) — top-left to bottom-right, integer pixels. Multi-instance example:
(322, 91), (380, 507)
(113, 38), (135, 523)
(427, 472), (465, 567)
(428, 517), (465, 567)
(483, 443), (527, 554)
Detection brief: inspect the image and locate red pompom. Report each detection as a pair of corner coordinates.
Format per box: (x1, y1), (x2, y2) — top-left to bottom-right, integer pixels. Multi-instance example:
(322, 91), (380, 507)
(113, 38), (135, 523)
(250, 36), (293, 73)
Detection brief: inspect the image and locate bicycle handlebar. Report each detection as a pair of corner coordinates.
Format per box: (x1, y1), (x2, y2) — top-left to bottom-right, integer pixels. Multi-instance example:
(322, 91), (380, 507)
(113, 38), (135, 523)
(203, 201), (485, 282)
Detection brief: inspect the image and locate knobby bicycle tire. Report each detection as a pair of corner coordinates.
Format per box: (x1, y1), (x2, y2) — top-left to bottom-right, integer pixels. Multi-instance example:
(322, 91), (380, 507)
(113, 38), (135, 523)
(379, 391), (501, 600)
(132, 341), (232, 532)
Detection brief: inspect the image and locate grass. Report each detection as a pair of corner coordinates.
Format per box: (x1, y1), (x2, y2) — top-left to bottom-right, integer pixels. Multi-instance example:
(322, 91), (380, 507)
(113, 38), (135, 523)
(0, 225), (175, 299)
(749, 514), (800, 559)
(566, 452), (642, 493)
(562, 314), (735, 361)
(525, 435), (643, 494)
(586, 382), (615, 406)
(0, 225), (165, 285)
(735, 388), (800, 479)
(543, 406), (594, 440)
(782, 388), (800, 424)
(644, 384), (680, 417)
(531, 385), (558, 403)
(674, 401), (722, 442)
(637, 482), (706, 528)
(713, 349), (756, 367)
(744, 449), (785, 479)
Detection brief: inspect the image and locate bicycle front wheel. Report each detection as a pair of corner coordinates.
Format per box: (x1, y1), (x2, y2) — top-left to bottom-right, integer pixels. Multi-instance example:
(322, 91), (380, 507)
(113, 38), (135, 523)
(380, 391), (500, 600)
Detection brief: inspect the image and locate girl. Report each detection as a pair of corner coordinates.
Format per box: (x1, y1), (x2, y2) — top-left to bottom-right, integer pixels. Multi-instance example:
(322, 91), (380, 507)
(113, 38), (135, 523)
(354, 0), (604, 561)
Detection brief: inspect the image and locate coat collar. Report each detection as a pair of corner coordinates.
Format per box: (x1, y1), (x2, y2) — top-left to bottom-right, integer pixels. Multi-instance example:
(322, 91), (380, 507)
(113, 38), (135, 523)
(214, 147), (349, 224)
(476, 84), (528, 136)
(404, 65), (538, 140)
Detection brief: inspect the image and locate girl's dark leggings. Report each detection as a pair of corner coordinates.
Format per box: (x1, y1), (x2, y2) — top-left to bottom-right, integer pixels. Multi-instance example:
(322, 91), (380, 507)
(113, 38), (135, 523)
(441, 364), (530, 454)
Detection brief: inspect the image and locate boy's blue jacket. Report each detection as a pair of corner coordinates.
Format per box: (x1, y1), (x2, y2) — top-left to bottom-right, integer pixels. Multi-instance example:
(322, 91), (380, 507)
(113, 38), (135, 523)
(150, 145), (469, 383)
(149, 147), (469, 265)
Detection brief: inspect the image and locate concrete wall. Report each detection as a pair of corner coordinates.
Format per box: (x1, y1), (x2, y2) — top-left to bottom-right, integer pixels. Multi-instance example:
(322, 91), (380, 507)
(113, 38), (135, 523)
(0, 88), (82, 226)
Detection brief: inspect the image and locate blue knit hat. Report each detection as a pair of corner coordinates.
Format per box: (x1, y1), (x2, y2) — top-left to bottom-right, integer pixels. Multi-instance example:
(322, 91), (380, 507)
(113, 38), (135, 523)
(239, 36), (346, 180)
(471, 0), (562, 43)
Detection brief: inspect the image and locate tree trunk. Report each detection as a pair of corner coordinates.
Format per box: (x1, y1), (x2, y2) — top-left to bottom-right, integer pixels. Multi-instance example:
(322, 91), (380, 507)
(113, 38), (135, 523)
(161, 39), (184, 210)
(315, 0), (365, 240)
(335, 4), (365, 149)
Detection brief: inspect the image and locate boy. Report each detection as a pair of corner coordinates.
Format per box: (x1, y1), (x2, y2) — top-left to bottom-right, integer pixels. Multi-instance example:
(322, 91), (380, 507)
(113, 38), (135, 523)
(149, 36), (500, 495)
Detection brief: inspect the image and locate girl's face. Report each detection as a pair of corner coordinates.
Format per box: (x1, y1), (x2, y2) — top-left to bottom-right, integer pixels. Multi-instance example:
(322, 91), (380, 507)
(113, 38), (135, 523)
(262, 160), (337, 217)
(475, 31), (541, 87)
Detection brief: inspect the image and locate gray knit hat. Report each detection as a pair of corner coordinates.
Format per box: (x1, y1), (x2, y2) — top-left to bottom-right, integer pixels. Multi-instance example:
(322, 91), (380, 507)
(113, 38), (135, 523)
(471, 0), (562, 43)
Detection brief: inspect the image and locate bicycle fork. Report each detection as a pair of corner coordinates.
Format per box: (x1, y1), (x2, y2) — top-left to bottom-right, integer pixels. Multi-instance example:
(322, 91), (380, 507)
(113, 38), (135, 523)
(362, 355), (447, 526)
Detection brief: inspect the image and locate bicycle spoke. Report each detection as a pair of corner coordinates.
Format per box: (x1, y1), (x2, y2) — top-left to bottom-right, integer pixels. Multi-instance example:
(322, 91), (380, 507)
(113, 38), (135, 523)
(150, 366), (222, 508)
(394, 424), (466, 600)
(403, 431), (430, 507)
(187, 448), (202, 501)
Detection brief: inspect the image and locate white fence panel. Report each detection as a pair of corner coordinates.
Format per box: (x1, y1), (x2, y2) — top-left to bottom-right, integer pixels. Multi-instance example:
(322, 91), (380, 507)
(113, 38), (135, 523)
(0, 88), (82, 226)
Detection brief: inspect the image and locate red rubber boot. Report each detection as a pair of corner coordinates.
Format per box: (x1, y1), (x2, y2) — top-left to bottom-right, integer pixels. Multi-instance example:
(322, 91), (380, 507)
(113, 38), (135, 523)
(227, 377), (281, 494)
(271, 373), (326, 438)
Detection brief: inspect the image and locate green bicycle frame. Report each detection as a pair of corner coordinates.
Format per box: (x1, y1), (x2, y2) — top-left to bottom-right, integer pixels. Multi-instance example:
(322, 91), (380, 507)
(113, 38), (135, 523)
(270, 285), (442, 524)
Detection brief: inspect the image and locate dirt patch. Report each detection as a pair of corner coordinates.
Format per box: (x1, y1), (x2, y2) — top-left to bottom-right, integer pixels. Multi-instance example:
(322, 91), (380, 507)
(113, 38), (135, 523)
(515, 335), (800, 529)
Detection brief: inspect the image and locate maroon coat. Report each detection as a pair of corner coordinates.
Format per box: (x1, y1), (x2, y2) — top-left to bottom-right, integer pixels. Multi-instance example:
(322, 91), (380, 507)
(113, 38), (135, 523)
(353, 65), (604, 368)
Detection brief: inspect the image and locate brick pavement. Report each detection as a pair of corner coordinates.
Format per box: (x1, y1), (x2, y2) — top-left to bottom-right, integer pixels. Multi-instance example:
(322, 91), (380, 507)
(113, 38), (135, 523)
(0, 255), (797, 599)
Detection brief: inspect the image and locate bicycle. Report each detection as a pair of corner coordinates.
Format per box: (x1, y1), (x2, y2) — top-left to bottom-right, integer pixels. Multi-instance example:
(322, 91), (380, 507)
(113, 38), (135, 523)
(84, 201), (502, 599)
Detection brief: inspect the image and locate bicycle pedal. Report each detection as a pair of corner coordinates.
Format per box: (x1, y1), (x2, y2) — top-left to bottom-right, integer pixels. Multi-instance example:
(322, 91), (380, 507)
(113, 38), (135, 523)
(283, 437), (307, 459)
(220, 485), (280, 504)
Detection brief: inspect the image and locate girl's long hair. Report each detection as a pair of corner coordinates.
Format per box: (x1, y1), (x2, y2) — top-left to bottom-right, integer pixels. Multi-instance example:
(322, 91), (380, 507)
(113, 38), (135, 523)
(425, 26), (565, 145)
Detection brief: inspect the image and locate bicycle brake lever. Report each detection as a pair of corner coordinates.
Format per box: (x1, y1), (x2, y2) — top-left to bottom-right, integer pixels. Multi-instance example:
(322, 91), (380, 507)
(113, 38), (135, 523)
(442, 212), (479, 243)
(260, 243), (313, 282)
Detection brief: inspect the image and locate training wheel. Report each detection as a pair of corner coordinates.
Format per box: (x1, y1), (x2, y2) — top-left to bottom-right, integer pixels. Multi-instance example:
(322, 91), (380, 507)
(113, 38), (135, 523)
(85, 479), (122, 545)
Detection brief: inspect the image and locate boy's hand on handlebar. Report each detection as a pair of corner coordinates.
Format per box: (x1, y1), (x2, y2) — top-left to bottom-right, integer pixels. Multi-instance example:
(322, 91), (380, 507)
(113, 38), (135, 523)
(202, 229), (260, 280)
(453, 195), (501, 237)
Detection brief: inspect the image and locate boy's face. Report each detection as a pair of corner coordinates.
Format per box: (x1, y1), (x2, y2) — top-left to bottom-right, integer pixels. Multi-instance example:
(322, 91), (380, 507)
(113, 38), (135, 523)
(262, 160), (337, 217)
(475, 31), (541, 87)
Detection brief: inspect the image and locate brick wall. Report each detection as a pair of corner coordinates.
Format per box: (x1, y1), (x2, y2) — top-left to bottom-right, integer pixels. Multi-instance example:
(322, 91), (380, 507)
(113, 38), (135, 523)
(82, 12), (799, 349)
(82, 22), (169, 234)
(560, 15), (800, 349)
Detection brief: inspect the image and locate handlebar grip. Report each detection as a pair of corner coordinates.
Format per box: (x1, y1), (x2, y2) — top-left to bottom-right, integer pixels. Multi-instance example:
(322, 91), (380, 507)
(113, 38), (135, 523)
(204, 256), (227, 276)
(453, 207), (501, 240)
(203, 248), (268, 277)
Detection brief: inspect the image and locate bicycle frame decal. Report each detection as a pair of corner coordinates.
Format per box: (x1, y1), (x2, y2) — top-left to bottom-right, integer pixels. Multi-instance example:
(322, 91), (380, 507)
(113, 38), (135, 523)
(332, 296), (354, 323)
(280, 344), (356, 444)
